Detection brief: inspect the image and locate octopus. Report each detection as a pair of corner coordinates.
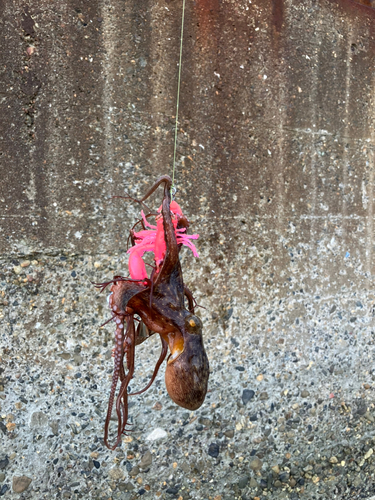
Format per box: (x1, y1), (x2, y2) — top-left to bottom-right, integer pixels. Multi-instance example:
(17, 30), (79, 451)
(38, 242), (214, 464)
(95, 175), (209, 450)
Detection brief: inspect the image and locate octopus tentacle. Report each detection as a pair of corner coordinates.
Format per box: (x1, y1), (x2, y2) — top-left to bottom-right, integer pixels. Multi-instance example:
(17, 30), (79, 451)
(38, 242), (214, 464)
(128, 336), (168, 396)
(138, 175), (173, 204)
(184, 286), (195, 314)
(115, 315), (136, 440)
(104, 314), (125, 450)
(156, 179), (179, 282)
(99, 315), (117, 328)
(111, 195), (154, 215)
(117, 350), (128, 429)
(93, 276), (149, 293)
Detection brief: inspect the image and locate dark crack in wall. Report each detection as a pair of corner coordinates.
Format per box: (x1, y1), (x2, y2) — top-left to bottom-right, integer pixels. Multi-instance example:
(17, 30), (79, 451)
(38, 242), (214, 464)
(1, 1), (375, 499)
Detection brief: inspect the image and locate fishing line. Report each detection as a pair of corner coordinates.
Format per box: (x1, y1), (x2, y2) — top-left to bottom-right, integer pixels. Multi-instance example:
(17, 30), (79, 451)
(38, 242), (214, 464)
(171, 0), (186, 196)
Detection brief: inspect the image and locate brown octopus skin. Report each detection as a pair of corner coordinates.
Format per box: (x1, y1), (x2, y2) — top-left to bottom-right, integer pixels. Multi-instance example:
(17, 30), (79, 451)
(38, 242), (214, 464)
(110, 283), (210, 411)
(165, 314), (209, 410)
(98, 175), (209, 449)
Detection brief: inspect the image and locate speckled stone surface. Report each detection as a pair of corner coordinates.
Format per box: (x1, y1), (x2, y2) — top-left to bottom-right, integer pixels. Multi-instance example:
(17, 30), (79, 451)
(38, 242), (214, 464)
(1, 0), (375, 499)
(1, 253), (375, 499)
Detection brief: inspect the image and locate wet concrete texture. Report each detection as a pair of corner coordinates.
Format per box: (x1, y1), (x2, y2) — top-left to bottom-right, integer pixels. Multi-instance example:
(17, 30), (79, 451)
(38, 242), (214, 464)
(1, 0), (375, 499)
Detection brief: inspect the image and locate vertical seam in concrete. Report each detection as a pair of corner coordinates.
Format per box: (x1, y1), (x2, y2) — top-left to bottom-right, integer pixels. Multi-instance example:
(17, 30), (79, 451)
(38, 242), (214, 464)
(100, 0), (132, 237)
(341, 29), (354, 237)
(148, 5), (177, 175)
(45, 2), (70, 200)
(276, 86), (286, 235)
(100, 1), (116, 177)
(366, 74), (375, 277)
(309, 35), (319, 256)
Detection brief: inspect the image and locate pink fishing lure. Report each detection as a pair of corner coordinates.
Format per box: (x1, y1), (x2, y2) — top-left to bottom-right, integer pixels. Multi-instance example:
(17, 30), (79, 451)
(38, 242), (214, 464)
(128, 200), (199, 280)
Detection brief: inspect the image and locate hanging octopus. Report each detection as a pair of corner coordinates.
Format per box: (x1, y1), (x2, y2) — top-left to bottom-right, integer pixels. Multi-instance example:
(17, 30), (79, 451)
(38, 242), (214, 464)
(95, 175), (209, 450)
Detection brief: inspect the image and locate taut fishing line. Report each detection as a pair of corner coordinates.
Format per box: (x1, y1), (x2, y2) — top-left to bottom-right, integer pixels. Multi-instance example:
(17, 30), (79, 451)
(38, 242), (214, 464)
(171, 0), (186, 197)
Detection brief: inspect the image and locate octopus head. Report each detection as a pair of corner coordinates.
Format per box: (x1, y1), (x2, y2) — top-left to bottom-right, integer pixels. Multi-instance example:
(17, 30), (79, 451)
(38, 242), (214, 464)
(164, 314), (209, 410)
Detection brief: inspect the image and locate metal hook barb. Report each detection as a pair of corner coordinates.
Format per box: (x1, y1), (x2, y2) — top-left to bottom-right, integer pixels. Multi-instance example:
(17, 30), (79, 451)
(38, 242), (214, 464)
(171, 186), (177, 200)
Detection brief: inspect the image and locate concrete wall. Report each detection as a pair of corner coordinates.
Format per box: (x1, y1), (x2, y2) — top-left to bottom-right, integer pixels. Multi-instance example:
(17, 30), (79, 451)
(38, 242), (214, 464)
(1, 1), (375, 499)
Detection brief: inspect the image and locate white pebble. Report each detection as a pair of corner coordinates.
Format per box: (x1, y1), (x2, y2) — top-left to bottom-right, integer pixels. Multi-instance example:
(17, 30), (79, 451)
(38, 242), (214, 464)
(146, 428), (168, 441)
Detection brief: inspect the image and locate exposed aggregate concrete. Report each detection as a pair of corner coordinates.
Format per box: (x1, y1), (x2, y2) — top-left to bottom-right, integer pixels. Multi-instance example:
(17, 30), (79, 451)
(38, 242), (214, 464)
(1, 253), (375, 499)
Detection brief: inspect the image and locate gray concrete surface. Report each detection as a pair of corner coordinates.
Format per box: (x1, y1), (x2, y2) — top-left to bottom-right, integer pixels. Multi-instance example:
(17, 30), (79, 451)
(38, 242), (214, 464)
(1, 0), (375, 498)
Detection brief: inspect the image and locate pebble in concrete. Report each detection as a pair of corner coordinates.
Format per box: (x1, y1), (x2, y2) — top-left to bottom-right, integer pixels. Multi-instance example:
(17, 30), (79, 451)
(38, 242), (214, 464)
(0, 459), (9, 471)
(108, 468), (124, 481)
(139, 451), (152, 469)
(208, 443), (220, 458)
(242, 389), (255, 405)
(146, 428), (167, 441)
(250, 457), (263, 471)
(30, 412), (48, 429)
(238, 475), (249, 489)
(12, 476), (32, 493)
